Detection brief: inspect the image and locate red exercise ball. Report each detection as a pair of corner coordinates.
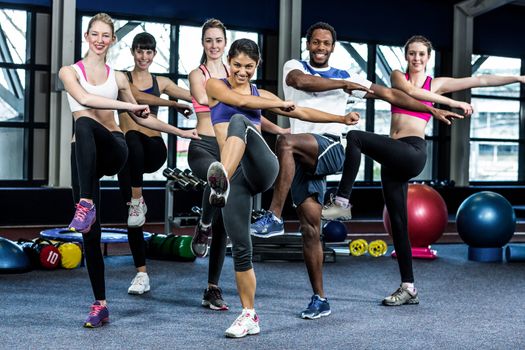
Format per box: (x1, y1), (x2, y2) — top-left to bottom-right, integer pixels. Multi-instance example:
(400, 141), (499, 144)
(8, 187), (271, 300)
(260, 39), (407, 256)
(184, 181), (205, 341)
(383, 184), (448, 247)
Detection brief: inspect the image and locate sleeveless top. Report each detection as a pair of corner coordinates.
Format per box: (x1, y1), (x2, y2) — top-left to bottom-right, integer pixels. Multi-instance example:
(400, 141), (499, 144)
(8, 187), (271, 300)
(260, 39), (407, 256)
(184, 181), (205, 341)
(66, 60), (118, 112)
(124, 71), (160, 115)
(391, 73), (433, 122)
(210, 79), (261, 126)
(191, 63), (229, 113)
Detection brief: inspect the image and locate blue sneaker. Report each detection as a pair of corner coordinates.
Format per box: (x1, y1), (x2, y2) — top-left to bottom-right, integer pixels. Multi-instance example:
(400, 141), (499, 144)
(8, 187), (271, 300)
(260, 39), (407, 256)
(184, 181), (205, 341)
(301, 295), (331, 319)
(250, 210), (284, 238)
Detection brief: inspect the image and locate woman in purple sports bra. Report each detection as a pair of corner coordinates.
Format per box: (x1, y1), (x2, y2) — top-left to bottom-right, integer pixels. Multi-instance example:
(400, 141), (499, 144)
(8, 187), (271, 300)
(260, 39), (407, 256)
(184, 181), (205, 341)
(204, 38), (360, 338)
(323, 34), (525, 307)
(59, 13), (199, 328)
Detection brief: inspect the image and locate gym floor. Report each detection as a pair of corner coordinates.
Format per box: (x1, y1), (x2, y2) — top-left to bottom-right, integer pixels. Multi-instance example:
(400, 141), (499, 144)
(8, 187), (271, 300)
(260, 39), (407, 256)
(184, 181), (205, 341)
(1, 242), (524, 349)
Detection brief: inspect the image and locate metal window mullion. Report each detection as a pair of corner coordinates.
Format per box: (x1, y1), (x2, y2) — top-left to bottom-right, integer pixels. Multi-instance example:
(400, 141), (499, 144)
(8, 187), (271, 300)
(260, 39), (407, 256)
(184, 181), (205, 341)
(519, 60), (525, 181)
(364, 43), (376, 182)
(167, 23), (179, 169)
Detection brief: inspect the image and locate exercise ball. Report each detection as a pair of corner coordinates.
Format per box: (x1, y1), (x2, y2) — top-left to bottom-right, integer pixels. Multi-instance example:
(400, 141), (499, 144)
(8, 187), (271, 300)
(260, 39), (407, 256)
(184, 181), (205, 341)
(456, 191), (515, 262)
(383, 184), (448, 248)
(0, 237), (31, 273)
(322, 221), (347, 242)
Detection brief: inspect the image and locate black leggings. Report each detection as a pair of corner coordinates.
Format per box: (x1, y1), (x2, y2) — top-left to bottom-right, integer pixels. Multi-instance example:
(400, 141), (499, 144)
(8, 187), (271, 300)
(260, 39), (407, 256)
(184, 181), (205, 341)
(221, 114), (279, 271)
(72, 117), (128, 300)
(117, 130), (167, 268)
(188, 135), (227, 285)
(337, 130), (426, 283)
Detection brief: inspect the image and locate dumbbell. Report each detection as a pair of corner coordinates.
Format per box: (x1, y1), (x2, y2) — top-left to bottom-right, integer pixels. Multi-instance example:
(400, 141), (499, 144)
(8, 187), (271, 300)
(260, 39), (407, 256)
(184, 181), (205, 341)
(349, 239), (387, 257)
(163, 168), (192, 190)
(181, 169), (207, 190)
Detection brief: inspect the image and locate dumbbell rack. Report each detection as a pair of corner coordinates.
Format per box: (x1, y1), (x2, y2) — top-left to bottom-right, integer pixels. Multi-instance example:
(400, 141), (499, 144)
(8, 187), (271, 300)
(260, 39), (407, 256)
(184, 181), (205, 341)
(251, 233), (336, 263)
(164, 181), (199, 235)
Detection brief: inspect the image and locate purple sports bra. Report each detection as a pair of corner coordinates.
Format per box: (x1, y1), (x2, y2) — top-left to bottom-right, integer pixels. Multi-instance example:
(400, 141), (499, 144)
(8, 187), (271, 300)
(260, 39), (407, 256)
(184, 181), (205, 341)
(391, 73), (433, 122)
(210, 79), (261, 126)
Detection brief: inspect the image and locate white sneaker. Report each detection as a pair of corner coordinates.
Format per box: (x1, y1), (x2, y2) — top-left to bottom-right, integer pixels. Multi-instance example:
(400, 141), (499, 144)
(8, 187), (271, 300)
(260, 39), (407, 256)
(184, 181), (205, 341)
(224, 309), (260, 338)
(207, 162), (230, 208)
(127, 197), (147, 227)
(128, 272), (150, 295)
(322, 194), (352, 220)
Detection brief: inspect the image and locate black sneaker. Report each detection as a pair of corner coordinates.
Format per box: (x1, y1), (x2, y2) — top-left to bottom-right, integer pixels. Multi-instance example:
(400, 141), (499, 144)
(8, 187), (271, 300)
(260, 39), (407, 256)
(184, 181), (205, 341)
(191, 222), (212, 258)
(202, 286), (229, 311)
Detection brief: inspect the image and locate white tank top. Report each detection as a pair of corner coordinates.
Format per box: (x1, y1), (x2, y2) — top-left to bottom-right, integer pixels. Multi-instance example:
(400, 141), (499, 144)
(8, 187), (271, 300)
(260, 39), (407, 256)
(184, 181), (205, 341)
(66, 61), (119, 112)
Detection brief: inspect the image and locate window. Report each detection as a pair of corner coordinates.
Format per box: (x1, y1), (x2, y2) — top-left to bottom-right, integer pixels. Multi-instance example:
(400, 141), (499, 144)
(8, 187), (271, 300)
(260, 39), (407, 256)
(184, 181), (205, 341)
(469, 55), (521, 182)
(0, 8), (49, 184)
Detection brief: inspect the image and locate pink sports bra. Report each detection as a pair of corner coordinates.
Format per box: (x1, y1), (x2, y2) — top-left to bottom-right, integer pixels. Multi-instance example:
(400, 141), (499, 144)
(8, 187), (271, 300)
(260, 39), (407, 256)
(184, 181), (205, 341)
(391, 73), (433, 122)
(191, 63), (229, 113)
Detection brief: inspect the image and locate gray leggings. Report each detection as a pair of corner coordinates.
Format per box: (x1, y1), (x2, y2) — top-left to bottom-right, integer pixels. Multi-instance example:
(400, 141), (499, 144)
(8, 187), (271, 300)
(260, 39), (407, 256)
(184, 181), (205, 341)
(222, 114), (279, 271)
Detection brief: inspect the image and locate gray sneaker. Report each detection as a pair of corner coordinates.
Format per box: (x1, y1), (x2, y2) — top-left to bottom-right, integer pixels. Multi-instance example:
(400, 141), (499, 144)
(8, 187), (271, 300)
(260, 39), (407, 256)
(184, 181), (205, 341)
(321, 194), (352, 220)
(382, 285), (419, 306)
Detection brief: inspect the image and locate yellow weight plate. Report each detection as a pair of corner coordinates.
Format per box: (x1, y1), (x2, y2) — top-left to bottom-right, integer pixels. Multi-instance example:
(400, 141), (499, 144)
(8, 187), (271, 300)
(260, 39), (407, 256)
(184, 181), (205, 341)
(349, 239), (368, 256)
(368, 240), (387, 257)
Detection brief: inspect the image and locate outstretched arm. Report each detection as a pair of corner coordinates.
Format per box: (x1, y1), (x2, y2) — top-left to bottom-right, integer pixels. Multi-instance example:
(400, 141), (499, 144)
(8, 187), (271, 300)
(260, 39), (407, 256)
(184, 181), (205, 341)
(158, 76), (192, 102)
(432, 75), (525, 95)
(129, 83), (192, 117)
(259, 89), (359, 125)
(261, 116), (290, 135)
(367, 83), (464, 125)
(206, 78), (292, 110)
(116, 72), (199, 139)
(391, 70), (473, 115)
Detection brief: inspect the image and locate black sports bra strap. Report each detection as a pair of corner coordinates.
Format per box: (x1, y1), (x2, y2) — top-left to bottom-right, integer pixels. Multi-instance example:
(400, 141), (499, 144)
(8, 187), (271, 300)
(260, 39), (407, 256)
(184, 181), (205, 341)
(125, 71), (133, 83)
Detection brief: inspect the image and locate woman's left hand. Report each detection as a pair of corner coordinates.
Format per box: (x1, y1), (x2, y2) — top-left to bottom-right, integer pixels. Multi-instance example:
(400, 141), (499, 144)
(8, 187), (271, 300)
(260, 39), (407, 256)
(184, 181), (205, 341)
(132, 105), (150, 118)
(178, 128), (201, 140)
(431, 108), (464, 125)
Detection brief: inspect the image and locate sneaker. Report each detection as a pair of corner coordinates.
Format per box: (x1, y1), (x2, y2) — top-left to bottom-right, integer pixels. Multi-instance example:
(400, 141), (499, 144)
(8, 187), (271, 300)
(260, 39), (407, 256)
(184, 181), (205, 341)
(127, 197), (147, 227)
(128, 272), (150, 295)
(207, 162), (230, 208)
(69, 200), (96, 233)
(191, 222), (212, 258)
(301, 294), (331, 319)
(202, 286), (229, 311)
(224, 309), (260, 338)
(250, 211), (285, 238)
(83, 301), (109, 328)
(382, 285), (419, 306)
(321, 194), (352, 220)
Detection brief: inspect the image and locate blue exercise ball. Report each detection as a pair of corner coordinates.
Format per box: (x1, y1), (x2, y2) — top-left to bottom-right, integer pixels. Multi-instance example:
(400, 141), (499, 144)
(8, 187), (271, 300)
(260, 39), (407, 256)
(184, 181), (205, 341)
(322, 221), (347, 242)
(0, 237), (32, 273)
(456, 191), (515, 247)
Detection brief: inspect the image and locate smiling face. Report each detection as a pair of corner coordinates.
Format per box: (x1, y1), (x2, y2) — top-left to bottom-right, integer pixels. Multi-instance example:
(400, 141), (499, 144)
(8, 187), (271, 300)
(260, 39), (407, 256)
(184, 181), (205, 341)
(405, 41), (431, 73)
(228, 52), (258, 85)
(203, 27), (226, 61)
(132, 47), (156, 71)
(84, 20), (115, 56)
(306, 28), (335, 68)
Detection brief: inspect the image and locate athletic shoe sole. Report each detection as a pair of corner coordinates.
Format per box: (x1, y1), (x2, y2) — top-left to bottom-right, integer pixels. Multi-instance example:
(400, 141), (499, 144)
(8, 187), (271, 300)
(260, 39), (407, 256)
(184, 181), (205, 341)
(301, 310), (331, 320)
(128, 286), (151, 295)
(69, 222), (94, 234)
(224, 327), (260, 338)
(83, 317), (109, 328)
(202, 300), (229, 311)
(382, 297), (419, 306)
(207, 163), (229, 208)
(250, 229), (285, 238)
